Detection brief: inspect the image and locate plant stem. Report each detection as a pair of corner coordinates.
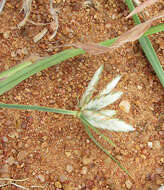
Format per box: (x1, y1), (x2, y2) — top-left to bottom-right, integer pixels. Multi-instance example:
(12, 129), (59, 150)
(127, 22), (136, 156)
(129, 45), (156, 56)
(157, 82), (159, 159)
(0, 103), (77, 116)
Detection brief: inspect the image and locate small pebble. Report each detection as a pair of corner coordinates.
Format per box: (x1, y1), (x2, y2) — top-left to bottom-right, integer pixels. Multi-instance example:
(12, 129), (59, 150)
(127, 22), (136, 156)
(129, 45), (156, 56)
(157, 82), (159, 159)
(155, 167), (163, 174)
(158, 186), (164, 190)
(83, 0), (94, 8)
(137, 85), (142, 90)
(125, 179), (132, 189)
(17, 151), (28, 161)
(55, 181), (62, 188)
(3, 31), (10, 39)
(6, 156), (15, 166)
(2, 136), (8, 143)
(11, 51), (17, 57)
(148, 142), (152, 148)
(82, 157), (93, 165)
(81, 166), (88, 175)
(63, 183), (73, 190)
(105, 23), (111, 29)
(59, 174), (68, 183)
(65, 151), (71, 157)
(104, 158), (112, 167)
(153, 140), (161, 149)
(119, 100), (130, 113)
(37, 174), (45, 183)
(0, 164), (9, 174)
(66, 164), (73, 173)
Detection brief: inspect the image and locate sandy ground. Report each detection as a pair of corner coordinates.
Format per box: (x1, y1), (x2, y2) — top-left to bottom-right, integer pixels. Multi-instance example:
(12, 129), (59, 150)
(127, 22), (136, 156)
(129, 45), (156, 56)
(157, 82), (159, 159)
(0, 0), (164, 189)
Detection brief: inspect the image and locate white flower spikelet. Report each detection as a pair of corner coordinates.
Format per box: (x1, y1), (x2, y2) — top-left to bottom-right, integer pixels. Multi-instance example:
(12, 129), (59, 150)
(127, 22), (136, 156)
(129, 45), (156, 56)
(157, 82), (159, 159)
(80, 65), (103, 108)
(99, 75), (121, 97)
(84, 91), (123, 110)
(80, 65), (135, 132)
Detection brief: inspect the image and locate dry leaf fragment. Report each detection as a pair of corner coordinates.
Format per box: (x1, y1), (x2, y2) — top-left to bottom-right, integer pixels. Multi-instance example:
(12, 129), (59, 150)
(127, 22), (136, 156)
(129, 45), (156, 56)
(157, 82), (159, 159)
(72, 11), (164, 55)
(111, 10), (164, 48)
(127, 0), (159, 18)
(133, 0), (141, 6)
(112, 21), (152, 48)
(73, 42), (112, 55)
(33, 28), (48, 43)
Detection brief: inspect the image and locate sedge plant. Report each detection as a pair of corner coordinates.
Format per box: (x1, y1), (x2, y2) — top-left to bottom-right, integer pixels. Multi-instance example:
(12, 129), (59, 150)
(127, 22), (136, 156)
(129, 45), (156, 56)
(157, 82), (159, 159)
(0, 65), (135, 177)
(0, 0), (164, 178)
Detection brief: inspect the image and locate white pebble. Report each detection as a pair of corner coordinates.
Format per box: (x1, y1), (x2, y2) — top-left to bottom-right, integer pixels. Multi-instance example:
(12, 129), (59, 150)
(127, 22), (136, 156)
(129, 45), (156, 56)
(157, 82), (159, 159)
(158, 185), (164, 190)
(2, 136), (8, 142)
(125, 179), (132, 189)
(66, 164), (73, 173)
(153, 141), (161, 149)
(6, 156), (15, 166)
(81, 166), (88, 175)
(137, 85), (142, 90)
(37, 174), (45, 182)
(3, 31), (10, 39)
(119, 100), (130, 113)
(148, 142), (152, 148)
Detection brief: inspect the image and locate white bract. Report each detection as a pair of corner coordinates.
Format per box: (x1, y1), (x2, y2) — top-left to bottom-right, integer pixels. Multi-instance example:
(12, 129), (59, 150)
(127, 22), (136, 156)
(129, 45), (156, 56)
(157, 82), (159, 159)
(80, 65), (135, 132)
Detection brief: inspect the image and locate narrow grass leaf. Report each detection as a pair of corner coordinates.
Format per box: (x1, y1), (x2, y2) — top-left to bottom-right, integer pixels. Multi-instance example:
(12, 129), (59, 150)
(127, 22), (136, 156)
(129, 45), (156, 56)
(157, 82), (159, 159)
(99, 75), (121, 96)
(0, 23), (163, 95)
(0, 77), (6, 81)
(0, 103), (77, 116)
(84, 91), (123, 110)
(80, 65), (103, 108)
(144, 23), (164, 36)
(81, 116), (132, 178)
(127, 0), (159, 18)
(0, 61), (33, 80)
(0, 48), (85, 95)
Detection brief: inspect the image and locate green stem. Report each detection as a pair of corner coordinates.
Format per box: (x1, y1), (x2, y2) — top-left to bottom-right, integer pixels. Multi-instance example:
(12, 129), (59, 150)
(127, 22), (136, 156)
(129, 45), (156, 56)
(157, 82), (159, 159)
(0, 103), (77, 116)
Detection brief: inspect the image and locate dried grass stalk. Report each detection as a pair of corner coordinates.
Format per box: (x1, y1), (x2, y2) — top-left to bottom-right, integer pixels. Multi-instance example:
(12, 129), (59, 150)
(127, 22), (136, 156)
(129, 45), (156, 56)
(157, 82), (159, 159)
(18, 0), (33, 28)
(127, 0), (159, 18)
(49, 0), (59, 40)
(33, 28), (48, 43)
(0, 0), (6, 14)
